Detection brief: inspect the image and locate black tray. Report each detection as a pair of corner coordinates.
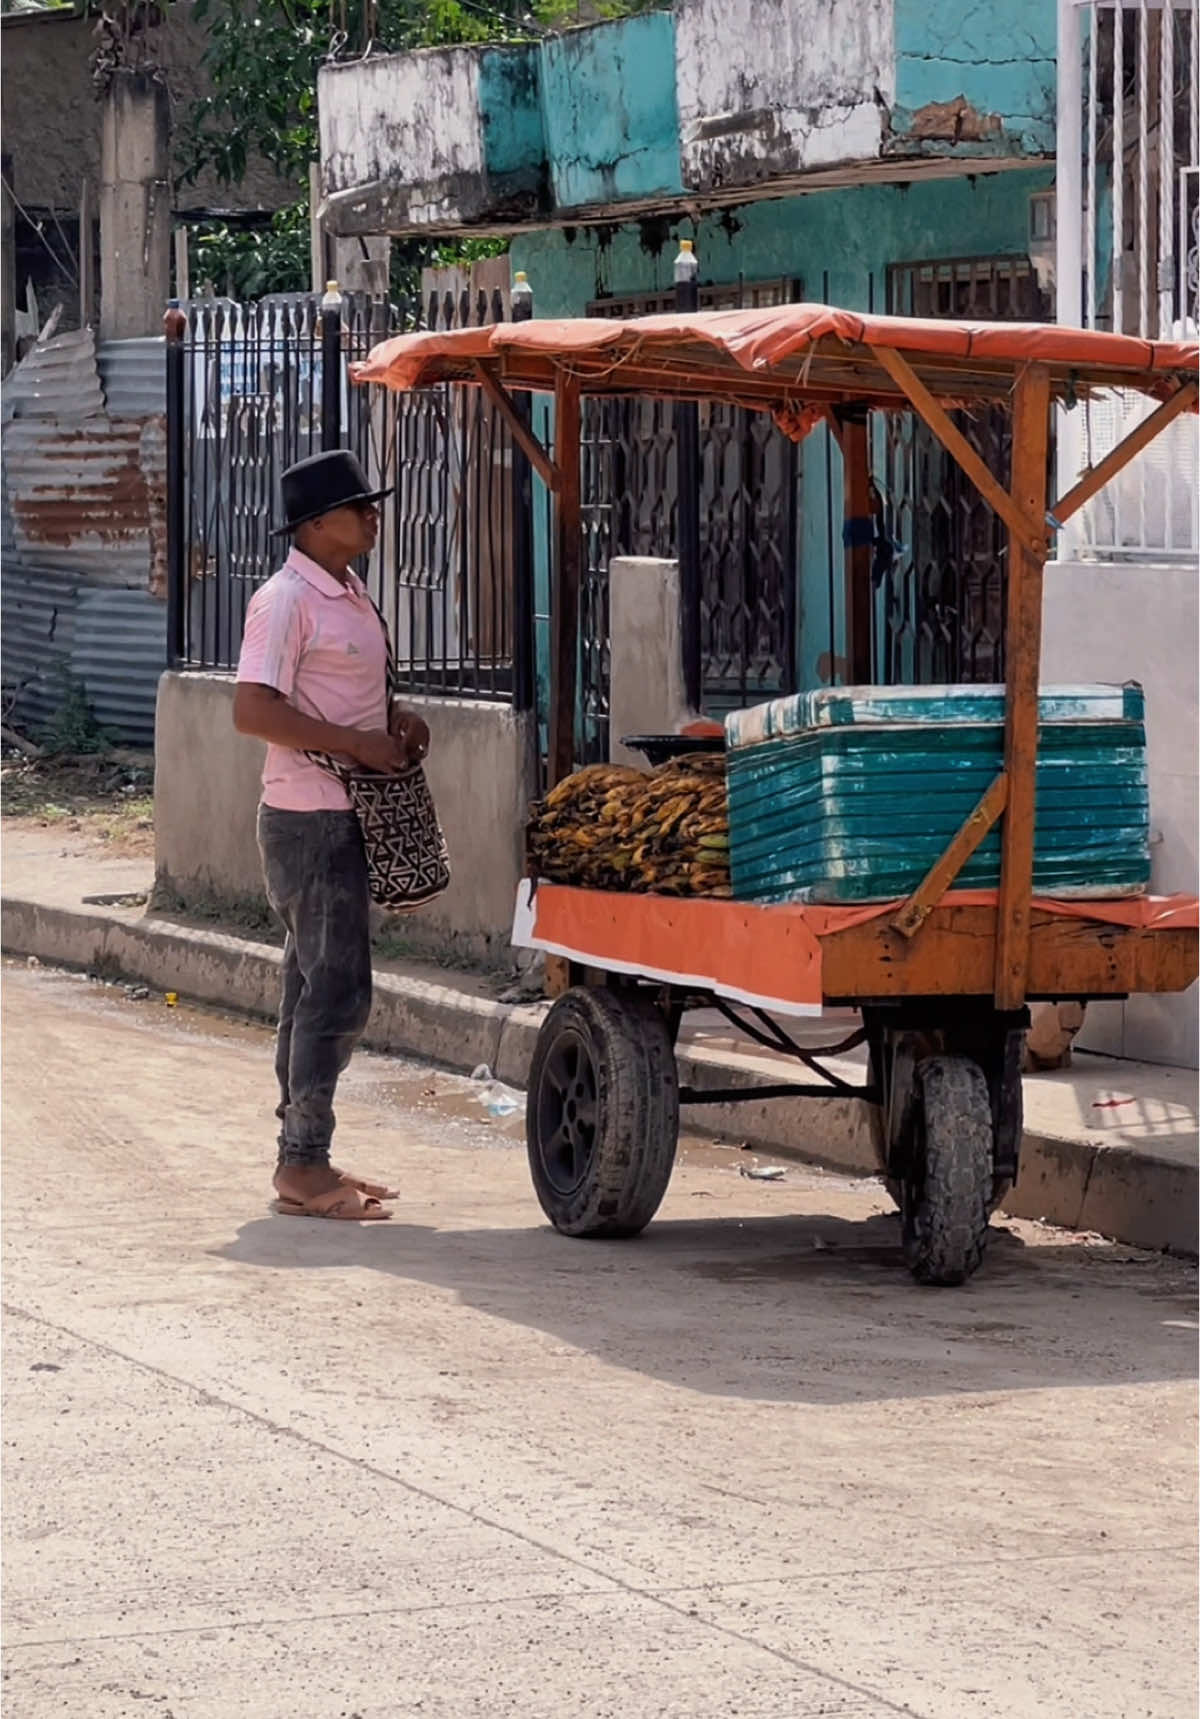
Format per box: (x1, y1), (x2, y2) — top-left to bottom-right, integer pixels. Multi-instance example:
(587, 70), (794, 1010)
(621, 732), (726, 768)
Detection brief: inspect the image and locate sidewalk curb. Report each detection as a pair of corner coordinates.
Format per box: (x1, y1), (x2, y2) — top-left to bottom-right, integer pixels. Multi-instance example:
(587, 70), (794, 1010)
(3, 894), (1195, 1256)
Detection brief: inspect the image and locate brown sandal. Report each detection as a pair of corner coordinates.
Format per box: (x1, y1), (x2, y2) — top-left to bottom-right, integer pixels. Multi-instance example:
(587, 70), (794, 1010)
(275, 1185), (392, 1221)
(334, 1170), (400, 1201)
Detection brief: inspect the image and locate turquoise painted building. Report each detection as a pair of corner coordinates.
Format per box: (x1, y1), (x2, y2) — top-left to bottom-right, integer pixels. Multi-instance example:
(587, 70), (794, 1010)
(319, 0), (1061, 748)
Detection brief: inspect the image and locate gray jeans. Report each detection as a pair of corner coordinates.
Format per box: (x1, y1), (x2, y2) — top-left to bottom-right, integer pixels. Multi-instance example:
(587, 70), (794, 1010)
(257, 806), (373, 1167)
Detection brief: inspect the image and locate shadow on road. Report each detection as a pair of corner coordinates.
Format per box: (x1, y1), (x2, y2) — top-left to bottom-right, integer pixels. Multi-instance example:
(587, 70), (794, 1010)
(214, 1205), (1198, 1407)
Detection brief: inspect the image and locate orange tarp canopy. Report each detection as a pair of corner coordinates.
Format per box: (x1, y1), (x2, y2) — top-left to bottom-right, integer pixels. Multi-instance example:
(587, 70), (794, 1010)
(351, 304), (1199, 412)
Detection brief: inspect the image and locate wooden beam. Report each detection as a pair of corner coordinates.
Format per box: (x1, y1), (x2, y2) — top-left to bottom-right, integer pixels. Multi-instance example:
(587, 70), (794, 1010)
(549, 370), (583, 789)
(1050, 379), (1199, 526)
(820, 904), (1198, 1004)
(869, 344), (1047, 558)
(473, 361), (561, 493)
(892, 771), (1009, 940)
(994, 362), (1052, 1010)
(841, 413), (873, 682)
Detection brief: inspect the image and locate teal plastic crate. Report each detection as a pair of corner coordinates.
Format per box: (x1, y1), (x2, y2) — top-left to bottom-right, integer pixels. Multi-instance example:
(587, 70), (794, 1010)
(725, 684), (1150, 905)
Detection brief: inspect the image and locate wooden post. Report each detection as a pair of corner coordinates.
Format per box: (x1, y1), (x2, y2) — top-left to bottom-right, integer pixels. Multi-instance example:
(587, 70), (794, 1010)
(309, 162), (326, 294)
(842, 410), (873, 683)
(994, 363), (1052, 1010)
(78, 180), (94, 328)
(173, 223), (189, 305)
(549, 371), (582, 788)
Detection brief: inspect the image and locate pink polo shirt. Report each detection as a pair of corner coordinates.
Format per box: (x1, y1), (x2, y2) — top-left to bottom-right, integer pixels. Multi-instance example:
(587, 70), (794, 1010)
(236, 548), (388, 812)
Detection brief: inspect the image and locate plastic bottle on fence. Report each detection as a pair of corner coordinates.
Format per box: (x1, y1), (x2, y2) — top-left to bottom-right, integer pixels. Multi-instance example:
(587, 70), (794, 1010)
(673, 238), (699, 289)
(511, 271), (533, 319)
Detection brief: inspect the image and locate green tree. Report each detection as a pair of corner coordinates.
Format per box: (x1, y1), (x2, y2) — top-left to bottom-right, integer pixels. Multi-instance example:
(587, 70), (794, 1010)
(179, 0), (668, 298)
(182, 0), (517, 190)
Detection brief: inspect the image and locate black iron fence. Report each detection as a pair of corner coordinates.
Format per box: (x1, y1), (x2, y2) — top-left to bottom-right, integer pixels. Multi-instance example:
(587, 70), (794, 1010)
(164, 255), (1046, 769)
(165, 285), (535, 708)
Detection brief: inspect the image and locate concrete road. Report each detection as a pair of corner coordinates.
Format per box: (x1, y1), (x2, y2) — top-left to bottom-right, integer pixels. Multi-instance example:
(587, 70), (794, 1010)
(2, 963), (1196, 1719)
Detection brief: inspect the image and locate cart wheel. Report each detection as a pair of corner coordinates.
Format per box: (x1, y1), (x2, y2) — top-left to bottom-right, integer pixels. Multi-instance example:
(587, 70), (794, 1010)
(526, 986), (678, 1239)
(899, 1056), (994, 1287)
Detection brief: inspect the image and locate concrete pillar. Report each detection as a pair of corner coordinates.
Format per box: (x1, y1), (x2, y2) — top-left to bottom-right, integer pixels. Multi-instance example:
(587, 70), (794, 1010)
(332, 234), (391, 298)
(100, 71), (170, 342)
(607, 556), (697, 767)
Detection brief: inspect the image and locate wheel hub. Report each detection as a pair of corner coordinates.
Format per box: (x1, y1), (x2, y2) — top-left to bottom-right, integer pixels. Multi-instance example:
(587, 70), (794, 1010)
(534, 1029), (599, 1195)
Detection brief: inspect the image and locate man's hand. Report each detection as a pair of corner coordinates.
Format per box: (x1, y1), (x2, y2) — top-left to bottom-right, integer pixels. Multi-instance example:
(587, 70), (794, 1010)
(388, 702), (431, 764)
(232, 683), (425, 775)
(349, 729), (412, 775)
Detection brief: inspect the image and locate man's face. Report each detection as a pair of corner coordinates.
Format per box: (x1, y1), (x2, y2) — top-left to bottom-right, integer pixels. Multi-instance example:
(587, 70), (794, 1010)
(305, 499), (379, 564)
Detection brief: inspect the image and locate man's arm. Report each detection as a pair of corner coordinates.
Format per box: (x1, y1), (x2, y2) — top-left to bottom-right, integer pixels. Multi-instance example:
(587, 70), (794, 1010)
(234, 683), (409, 775)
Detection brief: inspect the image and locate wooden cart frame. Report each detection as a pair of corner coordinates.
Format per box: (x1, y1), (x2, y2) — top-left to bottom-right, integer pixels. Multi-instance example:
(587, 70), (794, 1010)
(356, 306), (1198, 1284)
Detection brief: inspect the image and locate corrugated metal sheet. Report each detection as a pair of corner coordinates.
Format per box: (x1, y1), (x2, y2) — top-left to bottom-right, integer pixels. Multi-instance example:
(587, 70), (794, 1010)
(5, 327), (106, 420)
(3, 416), (165, 586)
(1, 326), (168, 747)
(97, 338), (166, 418)
(71, 584), (166, 747)
(1, 563), (164, 747)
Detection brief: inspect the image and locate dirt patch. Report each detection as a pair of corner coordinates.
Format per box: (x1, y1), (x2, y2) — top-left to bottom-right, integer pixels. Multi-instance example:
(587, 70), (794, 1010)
(1, 749), (155, 859)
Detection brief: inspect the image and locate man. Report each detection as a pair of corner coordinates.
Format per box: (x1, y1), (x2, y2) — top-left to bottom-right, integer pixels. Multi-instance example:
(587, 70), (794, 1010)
(234, 450), (430, 1220)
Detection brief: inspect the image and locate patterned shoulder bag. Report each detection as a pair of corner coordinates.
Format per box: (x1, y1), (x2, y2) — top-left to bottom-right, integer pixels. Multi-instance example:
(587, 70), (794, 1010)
(307, 600), (451, 914)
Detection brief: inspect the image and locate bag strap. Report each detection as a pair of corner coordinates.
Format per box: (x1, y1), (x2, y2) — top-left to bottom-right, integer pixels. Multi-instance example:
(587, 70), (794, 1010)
(303, 583), (396, 785)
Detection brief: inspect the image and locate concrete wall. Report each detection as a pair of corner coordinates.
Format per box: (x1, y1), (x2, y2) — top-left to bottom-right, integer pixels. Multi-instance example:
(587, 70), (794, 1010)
(676, 0), (892, 192)
(320, 42), (546, 235)
(154, 672), (536, 966)
(155, 673), (267, 915)
(1041, 560), (1198, 1069)
(317, 0), (1053, 238)
(540, 13), (681, 211)
(0, 5), (293, 216)
(510, 168), (1050, 319)
(893, 0), (1056, 157)
(607, 557), (693, 767)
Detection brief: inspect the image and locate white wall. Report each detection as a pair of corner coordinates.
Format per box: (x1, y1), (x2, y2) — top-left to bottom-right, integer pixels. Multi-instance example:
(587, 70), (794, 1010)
(1041, 559), (1198, 1068)
(319, 48), (484, 219)
(674, 0), (893, 192)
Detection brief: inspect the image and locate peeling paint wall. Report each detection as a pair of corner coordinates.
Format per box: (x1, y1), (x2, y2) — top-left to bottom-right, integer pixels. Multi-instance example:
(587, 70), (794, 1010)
(891, 0), (1055, 156)
(320, 43), (546, 234)
(675, 0), (894, 193)
(318, 0), (1055, 237)
(510, 169), (1051, 318)
(540, 13), (682, 211)
(320, 48), (488, 226)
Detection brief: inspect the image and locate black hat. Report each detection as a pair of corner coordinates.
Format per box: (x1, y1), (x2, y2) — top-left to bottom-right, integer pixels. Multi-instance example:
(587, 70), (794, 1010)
(271, 450), (388, 535)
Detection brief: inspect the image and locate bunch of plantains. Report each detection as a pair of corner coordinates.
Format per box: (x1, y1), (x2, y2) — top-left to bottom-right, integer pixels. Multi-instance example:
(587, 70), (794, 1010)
(526, 752), (730, 897)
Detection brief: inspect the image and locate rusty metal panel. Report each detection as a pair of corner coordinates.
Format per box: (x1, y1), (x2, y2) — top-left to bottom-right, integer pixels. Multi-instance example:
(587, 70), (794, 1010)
(3, 415), (165, 587)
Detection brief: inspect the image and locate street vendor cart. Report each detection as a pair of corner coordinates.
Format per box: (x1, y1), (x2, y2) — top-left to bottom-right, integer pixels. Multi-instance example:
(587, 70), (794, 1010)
(355, 304), (1199, 1285)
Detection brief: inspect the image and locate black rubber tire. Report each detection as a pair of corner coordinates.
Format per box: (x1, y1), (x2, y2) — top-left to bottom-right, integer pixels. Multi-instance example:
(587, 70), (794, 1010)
(901, 1055), (994, 1287)
(526, 987), (679, 1239)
